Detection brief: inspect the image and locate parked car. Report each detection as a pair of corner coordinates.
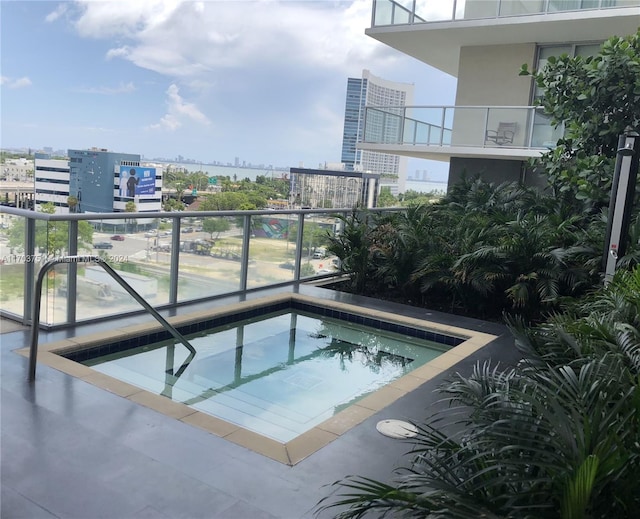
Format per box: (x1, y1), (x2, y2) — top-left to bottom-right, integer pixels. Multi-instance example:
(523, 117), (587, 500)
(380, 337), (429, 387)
(93, 242), (113, 249)
(110, 235), (125, 241)
(181, 227), (194, 234)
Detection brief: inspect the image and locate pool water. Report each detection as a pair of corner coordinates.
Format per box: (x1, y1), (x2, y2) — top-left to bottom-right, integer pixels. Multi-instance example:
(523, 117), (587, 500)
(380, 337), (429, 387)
(83, 310), (449, 442)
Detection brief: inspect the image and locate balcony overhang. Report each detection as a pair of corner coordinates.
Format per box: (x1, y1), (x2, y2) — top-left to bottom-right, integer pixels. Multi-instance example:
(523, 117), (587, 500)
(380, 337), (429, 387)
(365, 7), (640, 76)
(358, 143), (544, 162)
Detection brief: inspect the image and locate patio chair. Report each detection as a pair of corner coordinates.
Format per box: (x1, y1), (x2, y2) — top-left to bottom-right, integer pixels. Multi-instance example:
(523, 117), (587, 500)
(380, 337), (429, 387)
(485, 122), (517, 146)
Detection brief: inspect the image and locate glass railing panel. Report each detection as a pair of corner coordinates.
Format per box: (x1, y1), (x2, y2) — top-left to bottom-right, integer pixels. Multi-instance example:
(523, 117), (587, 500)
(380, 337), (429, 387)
(393, 2), (412, 23)
(373, 0), (638, 26)
(298, 215), (336, 280)
(38, 263), (68, 326)
(373, 0), (394, 25)
(0, 213), (26, 320)
(450, 107), (491, 146)
(414, 0), (456, 21)
(246, 214), (297, 288)
(178, 216), (242, 300)
(367, 105), (547, 149)
(548, 0), (589, 11)
(531, 112), (564, 148)
(73, 217), (170, 321)
(483, 107), (533, 147)
(364, 107), (402, 144)
(497, 0), (546, 16)
(405, 107), (448, 145)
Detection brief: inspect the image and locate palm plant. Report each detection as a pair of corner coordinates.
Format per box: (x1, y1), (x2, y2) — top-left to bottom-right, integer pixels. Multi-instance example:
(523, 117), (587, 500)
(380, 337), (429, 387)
(451, 210), (595, 321)
(326, 210), (378, 294)
(317, 268), (640, 519)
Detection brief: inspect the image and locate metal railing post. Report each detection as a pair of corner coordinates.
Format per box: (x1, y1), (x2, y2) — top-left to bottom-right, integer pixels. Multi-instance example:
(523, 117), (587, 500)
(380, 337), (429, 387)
(240, 214), (251, 291)
(23, 217), (36, 324)
(294, 213), (305, 280)
(169, 217), (181, 304)
(67, 220), (78, 324)
(440, 107), (447, 146)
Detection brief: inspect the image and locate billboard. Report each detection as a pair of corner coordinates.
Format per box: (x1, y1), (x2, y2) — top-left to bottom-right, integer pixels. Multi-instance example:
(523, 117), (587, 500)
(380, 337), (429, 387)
(118, 166), (157, 198)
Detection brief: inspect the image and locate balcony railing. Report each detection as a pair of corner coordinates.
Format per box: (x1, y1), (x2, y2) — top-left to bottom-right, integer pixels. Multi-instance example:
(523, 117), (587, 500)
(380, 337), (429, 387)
(0, 207), (401, 328)
(372, 0), (639, 26)
(363, 105), (562, 150)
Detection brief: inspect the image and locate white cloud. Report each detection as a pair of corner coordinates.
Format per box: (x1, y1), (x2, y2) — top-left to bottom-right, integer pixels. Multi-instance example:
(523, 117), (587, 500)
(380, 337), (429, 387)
(45, 3), (69, 23)
(149, 83), (211, 131)
(75, 82), (136, 95)
(1, 76), (32, 89)
(69, 0), (398, 80)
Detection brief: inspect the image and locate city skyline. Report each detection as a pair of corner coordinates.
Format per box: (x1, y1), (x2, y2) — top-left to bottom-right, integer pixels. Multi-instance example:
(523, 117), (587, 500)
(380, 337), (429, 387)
(1, 1), (456, 181)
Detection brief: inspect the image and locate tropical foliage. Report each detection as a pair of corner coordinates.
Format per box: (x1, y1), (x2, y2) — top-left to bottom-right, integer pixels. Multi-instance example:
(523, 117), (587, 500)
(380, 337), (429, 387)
(520, 28), (640, 208)
(326, 178), (613, 322)
(318, 269), (640, 519)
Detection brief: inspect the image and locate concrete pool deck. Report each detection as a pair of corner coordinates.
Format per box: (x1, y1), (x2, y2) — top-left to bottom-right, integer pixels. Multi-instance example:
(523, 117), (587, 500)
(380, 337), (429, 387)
(1, 285), (520, 518)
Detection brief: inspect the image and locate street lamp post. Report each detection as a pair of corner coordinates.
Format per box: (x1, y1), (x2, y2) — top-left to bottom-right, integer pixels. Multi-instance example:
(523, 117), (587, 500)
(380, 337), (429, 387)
(603, 127), (640, 285)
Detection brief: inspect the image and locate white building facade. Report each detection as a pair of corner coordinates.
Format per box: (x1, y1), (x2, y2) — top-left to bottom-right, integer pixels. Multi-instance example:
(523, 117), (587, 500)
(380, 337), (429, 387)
(34, 156), (71, 213)
(360, 0), (640, 188)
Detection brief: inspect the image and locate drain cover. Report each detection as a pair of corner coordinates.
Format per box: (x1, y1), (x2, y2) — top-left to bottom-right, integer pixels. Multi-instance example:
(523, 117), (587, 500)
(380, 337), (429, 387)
(376, 419), (418, 439)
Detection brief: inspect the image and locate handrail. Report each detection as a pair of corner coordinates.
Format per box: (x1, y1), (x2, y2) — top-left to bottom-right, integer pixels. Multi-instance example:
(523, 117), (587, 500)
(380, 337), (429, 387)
(28, 255), (196, 381)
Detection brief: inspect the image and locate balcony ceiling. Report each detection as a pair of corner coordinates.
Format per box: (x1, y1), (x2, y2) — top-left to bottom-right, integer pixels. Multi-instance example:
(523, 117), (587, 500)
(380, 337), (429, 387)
(365, 7), (640, 76)
(358, 143), (544, 162)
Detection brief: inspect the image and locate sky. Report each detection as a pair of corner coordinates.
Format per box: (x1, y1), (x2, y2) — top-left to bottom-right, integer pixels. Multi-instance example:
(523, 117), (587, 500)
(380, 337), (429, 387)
(1, 0), (457, 178)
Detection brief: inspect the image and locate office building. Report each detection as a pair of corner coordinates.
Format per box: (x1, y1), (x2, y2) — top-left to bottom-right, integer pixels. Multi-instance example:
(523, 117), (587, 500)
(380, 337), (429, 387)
(360, 0), (640, 188)
(341, 69), (414, 194)
(34, 154), (71, 213)
(34, 148), (163, 214)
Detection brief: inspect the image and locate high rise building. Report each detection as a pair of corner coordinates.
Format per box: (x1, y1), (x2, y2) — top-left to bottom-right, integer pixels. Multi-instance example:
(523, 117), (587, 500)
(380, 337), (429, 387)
(359, 0), (639, 188)
(341, 69), (414, 194)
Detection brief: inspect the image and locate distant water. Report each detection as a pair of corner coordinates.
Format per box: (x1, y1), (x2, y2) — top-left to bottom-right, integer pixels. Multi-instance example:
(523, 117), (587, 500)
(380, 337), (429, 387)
(153, 161), (286, 182)
(405, 180), (448, 194)
(155, 161), (448, 194)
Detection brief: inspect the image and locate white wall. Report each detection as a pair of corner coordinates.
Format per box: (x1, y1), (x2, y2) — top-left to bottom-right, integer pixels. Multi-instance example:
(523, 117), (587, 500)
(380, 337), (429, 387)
(452, 43), (536, 147)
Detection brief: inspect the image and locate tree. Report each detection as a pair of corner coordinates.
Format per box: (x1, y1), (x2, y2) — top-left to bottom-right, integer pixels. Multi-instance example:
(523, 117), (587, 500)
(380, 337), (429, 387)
(376, 187), (397, 207)
(163, 198), (185, 211)
(202, 217), (230, 240)
(67, 195), (78, 213)
(124, 201), (137, 233)
(520, 29), (640, 208)
(8, 202), (93, 256)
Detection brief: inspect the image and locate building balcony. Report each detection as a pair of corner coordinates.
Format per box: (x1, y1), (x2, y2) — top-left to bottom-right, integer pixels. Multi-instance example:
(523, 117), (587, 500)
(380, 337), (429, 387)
(360, 105), (560, 162)
(367, 0), (640, 75)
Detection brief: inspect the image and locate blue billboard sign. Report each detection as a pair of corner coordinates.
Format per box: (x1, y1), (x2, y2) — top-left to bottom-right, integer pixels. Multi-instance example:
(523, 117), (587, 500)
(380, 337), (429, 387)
(119, 166), (156, 198)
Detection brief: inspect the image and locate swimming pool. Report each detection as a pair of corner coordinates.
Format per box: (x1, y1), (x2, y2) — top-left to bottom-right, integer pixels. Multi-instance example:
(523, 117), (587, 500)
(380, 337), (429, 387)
(77, 309), (452, 443)
(20, 293), (497, 464)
